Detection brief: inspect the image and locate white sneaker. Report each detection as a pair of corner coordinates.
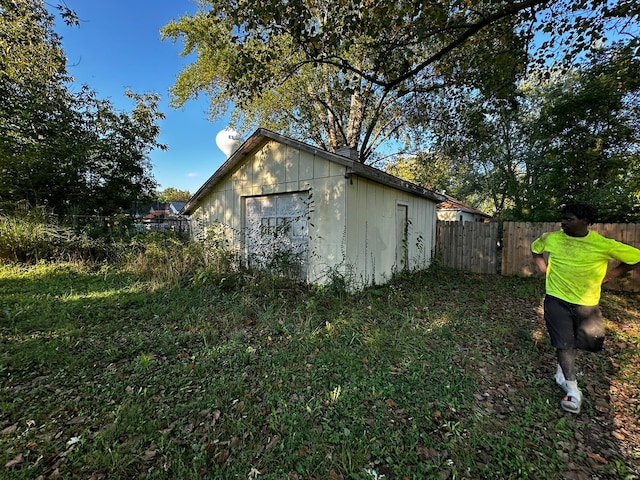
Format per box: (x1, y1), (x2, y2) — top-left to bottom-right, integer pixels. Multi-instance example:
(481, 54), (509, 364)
(561, 380), (582, 414)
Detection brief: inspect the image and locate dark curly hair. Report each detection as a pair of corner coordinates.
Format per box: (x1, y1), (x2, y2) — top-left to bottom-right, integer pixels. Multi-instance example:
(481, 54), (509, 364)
(561, 202), (598, 224)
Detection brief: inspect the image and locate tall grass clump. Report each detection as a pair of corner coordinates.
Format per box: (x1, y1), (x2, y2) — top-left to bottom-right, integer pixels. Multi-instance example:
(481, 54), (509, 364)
(0, 207), (135, 263)
(0, 205), (182, 266)
(0, 207), (73, 262)
(2, 205), (331, 292)
(122, 233), (207, 286)
(121, 221), (248, 287)
(0, 205), (250, 289)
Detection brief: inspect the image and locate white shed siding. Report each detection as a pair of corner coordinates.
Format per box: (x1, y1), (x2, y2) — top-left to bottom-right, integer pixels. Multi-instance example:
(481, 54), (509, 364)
(306, 175), (348, 284)
(344, 176), (436, 285)
(190, 140), (349, 283)
(194, 141), (304, 222)
(411, 195), (437, 267)
(299, 150), (314, 181)
(285, 144), (300, 182)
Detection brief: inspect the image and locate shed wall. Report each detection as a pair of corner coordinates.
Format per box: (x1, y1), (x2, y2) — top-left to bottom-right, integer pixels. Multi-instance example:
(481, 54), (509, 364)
(189, 139), (438, 287)
(344, 176), (437, 286)
(189, 140), (348, 283)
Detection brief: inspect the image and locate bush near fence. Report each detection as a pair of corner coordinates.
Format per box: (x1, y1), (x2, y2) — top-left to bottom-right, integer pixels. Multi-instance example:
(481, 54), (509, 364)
(436, 221), (640, 292)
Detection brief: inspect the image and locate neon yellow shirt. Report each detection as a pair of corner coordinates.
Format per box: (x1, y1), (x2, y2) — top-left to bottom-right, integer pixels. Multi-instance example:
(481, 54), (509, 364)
(531, 230), (640, 306)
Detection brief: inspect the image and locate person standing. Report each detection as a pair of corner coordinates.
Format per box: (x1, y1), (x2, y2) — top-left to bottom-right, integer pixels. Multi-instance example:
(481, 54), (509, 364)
(531, 202), (640, 414)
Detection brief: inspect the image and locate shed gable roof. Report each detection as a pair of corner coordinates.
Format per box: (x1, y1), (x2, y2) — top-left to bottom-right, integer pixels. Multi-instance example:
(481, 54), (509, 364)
(182, 129), (445, 215)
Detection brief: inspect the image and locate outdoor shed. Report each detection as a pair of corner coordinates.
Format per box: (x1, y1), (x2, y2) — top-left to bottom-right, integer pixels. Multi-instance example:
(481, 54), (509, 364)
(182, 129), (445, 288)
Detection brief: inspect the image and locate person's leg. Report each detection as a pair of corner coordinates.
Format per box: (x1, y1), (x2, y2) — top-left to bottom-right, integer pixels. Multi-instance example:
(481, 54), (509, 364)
(554, 363), (567, 390)
(556, 305), (603, 414)
(575, 305), (605, 352)
(557, 348), (581, 412)
(557, 348), (577, 381)
(544, 296), (582, 413)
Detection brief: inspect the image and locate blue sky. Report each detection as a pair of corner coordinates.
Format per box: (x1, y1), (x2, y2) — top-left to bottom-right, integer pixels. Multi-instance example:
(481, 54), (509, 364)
(53, 0), (230, 195)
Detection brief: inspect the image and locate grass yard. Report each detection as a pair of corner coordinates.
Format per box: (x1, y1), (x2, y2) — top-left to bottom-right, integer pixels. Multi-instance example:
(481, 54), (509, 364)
(1, 262), (639, 479)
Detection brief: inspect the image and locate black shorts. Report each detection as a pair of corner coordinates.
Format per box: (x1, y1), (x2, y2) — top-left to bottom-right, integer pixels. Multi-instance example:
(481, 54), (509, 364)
(543, 295), (605, 352)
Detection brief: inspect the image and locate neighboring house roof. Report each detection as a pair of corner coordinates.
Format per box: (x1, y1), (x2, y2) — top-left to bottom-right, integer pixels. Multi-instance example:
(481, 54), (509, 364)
(143, 210), (168, 220)
(169, 202), (186, 214)
(182, 129), (445, 215)
(437, 193), (492, 218)
(150, 203), (169, 212)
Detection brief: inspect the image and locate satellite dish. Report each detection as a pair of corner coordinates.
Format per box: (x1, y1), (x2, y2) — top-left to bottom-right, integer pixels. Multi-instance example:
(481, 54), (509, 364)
(216, 128), (242, 158)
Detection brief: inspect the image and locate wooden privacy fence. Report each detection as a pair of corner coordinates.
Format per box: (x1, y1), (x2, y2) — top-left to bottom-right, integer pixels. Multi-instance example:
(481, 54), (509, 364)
(436, 221), (499, 274)
(436, 221), (640, 292)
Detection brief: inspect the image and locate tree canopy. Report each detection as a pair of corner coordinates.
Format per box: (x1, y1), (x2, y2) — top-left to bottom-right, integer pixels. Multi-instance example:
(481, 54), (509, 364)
(0, 0), (165, 216)
(162, 0), (637, 166)
(423, 42), (640, 222)
(157, 187), (192, 203)
(5, 0), (638, 220)
(162, 0), (540, 162)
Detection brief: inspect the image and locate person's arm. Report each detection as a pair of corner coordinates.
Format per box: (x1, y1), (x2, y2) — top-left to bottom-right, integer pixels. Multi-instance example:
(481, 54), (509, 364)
(532, 252), (547, 274)
(603, 261), (640, 283)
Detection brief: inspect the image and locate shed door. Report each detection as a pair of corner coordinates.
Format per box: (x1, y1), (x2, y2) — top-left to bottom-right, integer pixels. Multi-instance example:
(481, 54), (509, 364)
(395, 204), (408, 271)
(245, 192), (309, 279)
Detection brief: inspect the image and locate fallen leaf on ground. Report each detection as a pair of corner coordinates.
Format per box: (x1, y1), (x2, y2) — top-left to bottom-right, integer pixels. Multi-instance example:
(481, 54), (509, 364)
(594, 399), (609, 414)
(612, 431), (625, 441)
(214, 449), (229, 465)
(416, 444), (439, 461)
(2, 423), (18, 435)
(5, 453), (24, 469)
(563, 470), (590, 480)
(265, 435), (279, 452)
(143, 449), (157, 461)
(66, 436), (81, 446)
(587, 452), (608, 464)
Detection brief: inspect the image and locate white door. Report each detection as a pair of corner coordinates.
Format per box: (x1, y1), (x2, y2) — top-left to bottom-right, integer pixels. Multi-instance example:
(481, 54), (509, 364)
(245, 192), (309, 279)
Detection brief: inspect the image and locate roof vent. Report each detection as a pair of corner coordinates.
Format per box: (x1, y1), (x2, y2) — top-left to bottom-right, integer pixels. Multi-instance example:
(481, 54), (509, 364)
(336, 146), (359, 161)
